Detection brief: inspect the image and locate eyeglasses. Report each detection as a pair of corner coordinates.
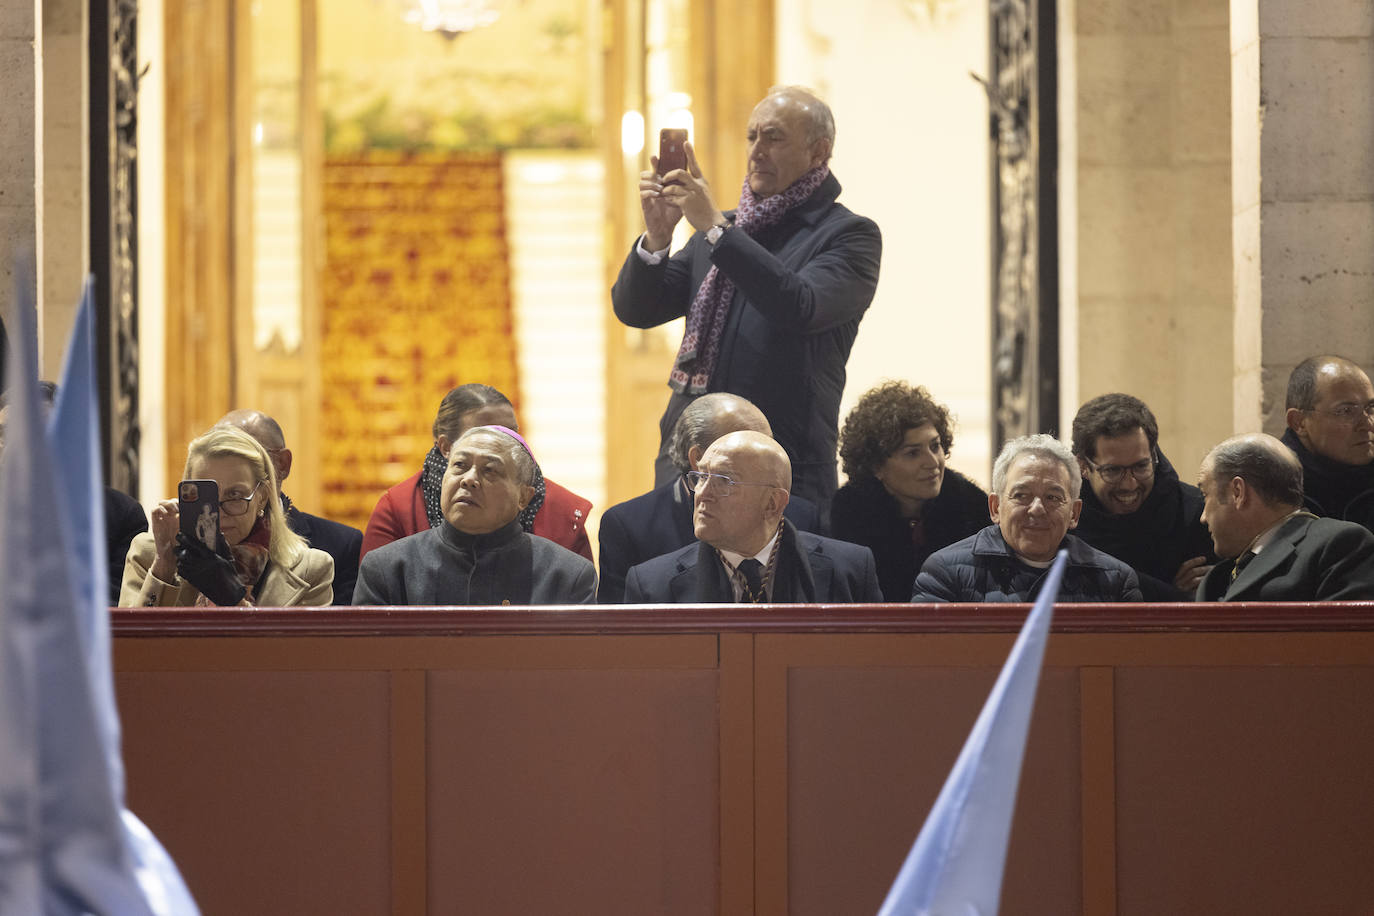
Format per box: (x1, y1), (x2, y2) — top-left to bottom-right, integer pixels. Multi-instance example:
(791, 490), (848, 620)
(220, 480), (265, 516)
(1082, 450), (1157, 485)
(686, 470), (778, 497)
(1306, 403), (1374, 424)
(1004, 492), (1071, 510)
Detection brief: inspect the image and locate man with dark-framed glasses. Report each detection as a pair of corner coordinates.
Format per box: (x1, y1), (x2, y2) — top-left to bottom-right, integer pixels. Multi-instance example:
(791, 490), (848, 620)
(1070, 394), (1216, 601)
(596, 393), (822, 603)
(623, 431), (880, 603)
(1282, 355), (1374, 530)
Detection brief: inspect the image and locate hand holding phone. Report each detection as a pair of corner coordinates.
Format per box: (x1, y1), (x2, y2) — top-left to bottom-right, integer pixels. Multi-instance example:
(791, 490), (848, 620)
(657, 128), (689, 183)
(178, 479), (223, 554)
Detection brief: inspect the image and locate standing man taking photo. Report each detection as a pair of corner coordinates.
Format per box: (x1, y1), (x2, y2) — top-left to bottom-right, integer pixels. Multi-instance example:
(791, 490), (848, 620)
(612, 85), (882, 520)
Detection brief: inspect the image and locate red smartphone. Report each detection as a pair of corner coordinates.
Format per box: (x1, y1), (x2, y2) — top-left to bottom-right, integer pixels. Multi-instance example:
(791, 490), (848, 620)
(178, 479), (222, 551)
(657, 128), (688, 181)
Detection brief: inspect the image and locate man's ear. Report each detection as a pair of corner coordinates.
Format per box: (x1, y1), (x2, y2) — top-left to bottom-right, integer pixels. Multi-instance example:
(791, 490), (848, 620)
(437, 435), (453, 459)
(516, 484), (536, 512)
(810, 137), (833, 167)
(768, 487), (790, 519)
(275, 448), (293, 484)
(1076, 457), (1092, 479)
(987, 492), (1001, 524)
(1067, 498), (1083, 530)
(687, 445), (705, 471)
(1228, 476), (1248, 508)
(1285, 407), (1309, 437)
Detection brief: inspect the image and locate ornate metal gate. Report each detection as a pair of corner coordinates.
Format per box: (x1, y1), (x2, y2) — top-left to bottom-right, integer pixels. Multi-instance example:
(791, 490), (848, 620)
(988, 0), (1058, 449)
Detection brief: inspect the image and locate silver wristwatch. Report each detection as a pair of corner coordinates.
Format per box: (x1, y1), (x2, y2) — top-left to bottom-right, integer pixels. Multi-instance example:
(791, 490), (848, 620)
(706, 222), (730, 245)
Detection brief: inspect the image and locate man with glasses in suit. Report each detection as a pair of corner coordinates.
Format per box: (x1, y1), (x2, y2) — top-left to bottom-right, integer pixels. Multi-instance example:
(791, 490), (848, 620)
(623, 431), (880, 604)
(1070, 394), (1216, 601)
(597, 393), (821, 603)
(1281, 355), (1374, 530)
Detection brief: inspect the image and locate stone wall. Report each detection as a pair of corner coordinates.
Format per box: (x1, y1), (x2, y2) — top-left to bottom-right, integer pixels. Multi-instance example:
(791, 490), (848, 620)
(1069, 0), (1233, 476)
(1233, 0), (1374, 434)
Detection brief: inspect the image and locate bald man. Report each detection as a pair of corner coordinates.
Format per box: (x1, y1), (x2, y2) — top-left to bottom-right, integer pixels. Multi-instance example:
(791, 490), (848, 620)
(219, 410), (364, 604)
(598, 393), (822, 602)
(1196, 433), (1374, 601)
(624, 431), (881, 603)
(1281, 356), (1374, 529)
(612, 85), (882, 517)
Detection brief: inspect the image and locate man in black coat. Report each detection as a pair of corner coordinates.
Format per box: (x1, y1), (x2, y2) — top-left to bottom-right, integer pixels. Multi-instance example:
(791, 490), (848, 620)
(104, 487), (148, 604)
(611, 86), (881, 517)
(219, 410), (363, 604)
(1196, 433), (1374, 601)
(625, 431), (880, 603)
(1069, 394), (1215, 600)
(598, 393), (820, 603)
(914, 435), (1142, 603)
(1280, 355), (1374, 530)
(355, 427), (595, 605)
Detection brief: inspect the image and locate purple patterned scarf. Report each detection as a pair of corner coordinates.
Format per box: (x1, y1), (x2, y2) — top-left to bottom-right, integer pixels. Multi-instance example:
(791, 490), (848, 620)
(668, 164), (829, 393)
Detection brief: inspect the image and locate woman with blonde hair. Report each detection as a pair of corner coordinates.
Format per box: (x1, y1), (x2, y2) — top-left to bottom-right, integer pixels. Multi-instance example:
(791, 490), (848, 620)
(118, 425), (333, 606)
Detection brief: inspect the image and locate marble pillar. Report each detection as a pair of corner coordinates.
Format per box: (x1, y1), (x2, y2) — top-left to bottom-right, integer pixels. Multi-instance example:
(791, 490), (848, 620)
(0, 0), (39, 338)
(1232, 0), (1374, 434)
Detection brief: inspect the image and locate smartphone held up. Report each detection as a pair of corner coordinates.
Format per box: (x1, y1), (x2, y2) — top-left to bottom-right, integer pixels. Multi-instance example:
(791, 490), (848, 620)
(657, 128), (688, 183)
(179, 479), (222, 552)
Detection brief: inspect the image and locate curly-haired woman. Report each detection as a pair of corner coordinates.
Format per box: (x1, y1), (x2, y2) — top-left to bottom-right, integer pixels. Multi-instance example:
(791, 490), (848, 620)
(830, 381), (989, 601)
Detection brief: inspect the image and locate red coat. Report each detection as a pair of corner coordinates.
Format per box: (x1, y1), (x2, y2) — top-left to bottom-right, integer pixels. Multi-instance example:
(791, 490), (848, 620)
(360, 471), (593, 562)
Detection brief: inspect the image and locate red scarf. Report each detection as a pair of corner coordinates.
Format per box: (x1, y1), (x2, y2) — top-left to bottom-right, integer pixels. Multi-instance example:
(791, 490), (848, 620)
(668, 165), (830, 393)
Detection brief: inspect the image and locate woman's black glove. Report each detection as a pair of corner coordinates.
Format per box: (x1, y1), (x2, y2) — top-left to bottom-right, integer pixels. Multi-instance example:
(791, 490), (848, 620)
(175, 532), (247, 606)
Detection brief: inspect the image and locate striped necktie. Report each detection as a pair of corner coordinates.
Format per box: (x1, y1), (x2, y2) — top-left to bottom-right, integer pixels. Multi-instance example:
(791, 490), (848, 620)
(1230, 549), (1256, 582)
(737, 558), (765, 603)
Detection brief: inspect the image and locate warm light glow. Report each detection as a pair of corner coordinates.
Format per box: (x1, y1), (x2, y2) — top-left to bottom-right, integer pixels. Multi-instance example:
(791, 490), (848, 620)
(662, 92), (692, 115)
(665, 109), (694, 136)
(621, 110), (645, 155)
(398, 0), (500, 38)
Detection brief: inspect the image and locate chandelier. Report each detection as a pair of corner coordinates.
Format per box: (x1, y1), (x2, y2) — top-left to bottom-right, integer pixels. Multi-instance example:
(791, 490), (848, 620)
(394, 0), (503, 40)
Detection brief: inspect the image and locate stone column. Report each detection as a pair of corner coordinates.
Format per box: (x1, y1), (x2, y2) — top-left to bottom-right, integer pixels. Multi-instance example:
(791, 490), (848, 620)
(0, 0), (88, 378)
(0, 0), (40, 333)
(1067, 0), (1232, 475)
(41, 0), (88, 375)
(1232, 2), (1374, 433)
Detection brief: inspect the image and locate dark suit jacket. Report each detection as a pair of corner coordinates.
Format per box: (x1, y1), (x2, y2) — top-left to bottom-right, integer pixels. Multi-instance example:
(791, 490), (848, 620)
(106, 487), (148, 605)
(612, 172), (882, 512)
(597, 476), (822, 603)
(284, 496), (363, 605)
(624, 526), (882, 604)
(1197, 513), (1374, 601)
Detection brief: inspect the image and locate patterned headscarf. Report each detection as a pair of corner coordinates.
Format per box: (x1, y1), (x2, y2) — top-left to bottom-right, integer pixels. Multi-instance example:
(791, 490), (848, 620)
(668, 164), (830, 393)
(420, 427), (547, 532)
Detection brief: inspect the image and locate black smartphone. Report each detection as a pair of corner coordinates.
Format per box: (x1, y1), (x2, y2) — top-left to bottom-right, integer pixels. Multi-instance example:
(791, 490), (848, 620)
(178, 479), (221, 552)
(657, 128), (688, 181)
